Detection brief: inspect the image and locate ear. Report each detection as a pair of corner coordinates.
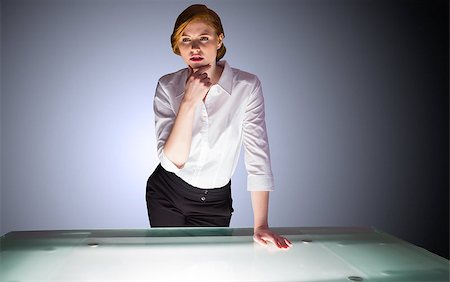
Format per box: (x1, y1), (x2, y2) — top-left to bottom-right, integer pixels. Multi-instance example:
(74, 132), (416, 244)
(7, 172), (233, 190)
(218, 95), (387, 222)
(217, 33), (224, 49)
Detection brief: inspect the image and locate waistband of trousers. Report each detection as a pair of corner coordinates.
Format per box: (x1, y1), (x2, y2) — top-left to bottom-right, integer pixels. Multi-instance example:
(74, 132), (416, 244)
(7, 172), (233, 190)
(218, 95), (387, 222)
(157, 164), (231, 195)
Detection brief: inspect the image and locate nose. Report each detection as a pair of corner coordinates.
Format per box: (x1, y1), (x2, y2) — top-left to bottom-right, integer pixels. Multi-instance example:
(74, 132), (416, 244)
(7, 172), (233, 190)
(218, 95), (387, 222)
(191, 40), (200, 50)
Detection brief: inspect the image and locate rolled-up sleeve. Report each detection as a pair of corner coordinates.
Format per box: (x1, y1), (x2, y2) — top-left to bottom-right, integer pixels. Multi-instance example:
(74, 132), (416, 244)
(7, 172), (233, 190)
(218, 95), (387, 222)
(242, 78), (274, 191)
(153, 81), (181, 173)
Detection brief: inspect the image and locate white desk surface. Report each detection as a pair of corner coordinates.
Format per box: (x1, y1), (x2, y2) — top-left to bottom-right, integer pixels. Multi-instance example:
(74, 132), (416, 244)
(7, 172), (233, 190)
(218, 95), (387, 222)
(1, 227), (448, 282)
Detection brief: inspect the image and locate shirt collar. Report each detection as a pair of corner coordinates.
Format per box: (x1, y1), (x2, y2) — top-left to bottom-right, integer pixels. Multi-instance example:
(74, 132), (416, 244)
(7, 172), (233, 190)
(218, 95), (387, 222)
(216, 60), (233, 95)
(176, 60), (233, 98)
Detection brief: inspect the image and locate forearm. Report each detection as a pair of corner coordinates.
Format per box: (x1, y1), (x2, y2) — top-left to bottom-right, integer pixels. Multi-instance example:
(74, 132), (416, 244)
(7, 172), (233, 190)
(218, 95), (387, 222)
(251, 190), (292, 249)
(163, 65), (213, 168)
(251, 191), (270, 230)
(163, 101), (196, 168)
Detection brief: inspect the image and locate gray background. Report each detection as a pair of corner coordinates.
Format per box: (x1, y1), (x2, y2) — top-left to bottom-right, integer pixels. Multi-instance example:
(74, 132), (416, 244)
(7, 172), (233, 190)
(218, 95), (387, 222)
(1, 0), (448, 258)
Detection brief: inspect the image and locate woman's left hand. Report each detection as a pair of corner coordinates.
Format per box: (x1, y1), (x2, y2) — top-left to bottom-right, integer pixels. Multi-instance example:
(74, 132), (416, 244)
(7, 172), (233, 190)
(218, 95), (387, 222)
(253, 227), (293, 249)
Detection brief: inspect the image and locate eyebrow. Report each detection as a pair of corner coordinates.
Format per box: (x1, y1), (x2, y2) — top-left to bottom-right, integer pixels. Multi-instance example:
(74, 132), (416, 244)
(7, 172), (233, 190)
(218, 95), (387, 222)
(181, 31), (214, 37)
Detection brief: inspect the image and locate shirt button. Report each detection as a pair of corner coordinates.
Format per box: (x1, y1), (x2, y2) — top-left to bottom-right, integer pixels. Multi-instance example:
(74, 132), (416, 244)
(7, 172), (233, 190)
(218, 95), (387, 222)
(204, 190), (208, 194)
(201, 196), (206, 201)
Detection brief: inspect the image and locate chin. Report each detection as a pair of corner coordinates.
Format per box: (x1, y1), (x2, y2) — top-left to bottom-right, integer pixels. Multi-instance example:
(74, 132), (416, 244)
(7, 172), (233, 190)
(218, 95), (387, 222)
(188, 59), (213, 68)
(189, 63), (208, 70)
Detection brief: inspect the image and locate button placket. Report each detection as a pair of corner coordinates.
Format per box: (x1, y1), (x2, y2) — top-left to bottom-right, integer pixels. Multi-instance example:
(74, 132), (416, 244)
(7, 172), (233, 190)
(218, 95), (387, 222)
(201, 190), (208, 202)
(199, 103), (210, 172)
(194, 103), (209, 180)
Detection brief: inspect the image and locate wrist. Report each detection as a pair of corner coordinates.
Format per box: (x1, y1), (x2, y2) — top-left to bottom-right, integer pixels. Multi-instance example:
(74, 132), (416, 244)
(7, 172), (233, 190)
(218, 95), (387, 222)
(179, 98), (198, 113)
(254, 224), (269, 232)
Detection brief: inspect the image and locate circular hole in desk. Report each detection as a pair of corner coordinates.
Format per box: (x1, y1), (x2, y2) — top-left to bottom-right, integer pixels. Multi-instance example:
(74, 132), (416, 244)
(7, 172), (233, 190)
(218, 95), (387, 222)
(347, 276), (363, 281)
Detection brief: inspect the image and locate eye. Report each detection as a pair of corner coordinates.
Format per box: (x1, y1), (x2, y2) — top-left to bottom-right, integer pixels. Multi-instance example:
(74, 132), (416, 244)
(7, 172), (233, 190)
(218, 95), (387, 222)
(181, 37), (191, 43)
(200, 36), (209, 42)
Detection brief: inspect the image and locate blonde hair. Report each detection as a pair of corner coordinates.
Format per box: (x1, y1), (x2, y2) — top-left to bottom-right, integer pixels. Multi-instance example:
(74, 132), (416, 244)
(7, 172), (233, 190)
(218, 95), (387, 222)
(171, 4), (226, 61)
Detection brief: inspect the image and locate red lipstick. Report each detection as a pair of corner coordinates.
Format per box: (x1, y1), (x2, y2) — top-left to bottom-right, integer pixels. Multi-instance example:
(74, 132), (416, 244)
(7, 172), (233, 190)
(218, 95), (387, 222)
(190, 56), (203, 62)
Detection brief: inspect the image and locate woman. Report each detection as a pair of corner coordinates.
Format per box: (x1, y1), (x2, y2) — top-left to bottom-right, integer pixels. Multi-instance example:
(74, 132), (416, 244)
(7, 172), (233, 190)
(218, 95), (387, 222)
(146, 4), (292, 249)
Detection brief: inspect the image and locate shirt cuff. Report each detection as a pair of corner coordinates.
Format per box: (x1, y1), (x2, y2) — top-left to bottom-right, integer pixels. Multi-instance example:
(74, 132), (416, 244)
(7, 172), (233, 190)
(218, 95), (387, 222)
(247, 175), (274, 191)
(160, 149), (182, 173)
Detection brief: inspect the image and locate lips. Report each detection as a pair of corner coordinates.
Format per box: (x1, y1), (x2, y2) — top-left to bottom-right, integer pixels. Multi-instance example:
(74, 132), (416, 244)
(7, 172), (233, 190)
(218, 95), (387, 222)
(190, 56), (204, 62)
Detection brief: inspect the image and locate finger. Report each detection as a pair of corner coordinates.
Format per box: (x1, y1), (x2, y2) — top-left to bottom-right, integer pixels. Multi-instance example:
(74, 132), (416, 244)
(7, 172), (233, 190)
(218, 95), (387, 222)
(264, 234), (290, 249)
(284, 237), (293, 246)
(280, 237), (293, 249)
(275, 235), (293, 248)
(278, 237), (291, 249)
(253, 234), (268, 246)
(199, 72), (208, 79)
(200, 76), (211, 84)
(192, 72), (207, 82)
(261, 234), (282, 248)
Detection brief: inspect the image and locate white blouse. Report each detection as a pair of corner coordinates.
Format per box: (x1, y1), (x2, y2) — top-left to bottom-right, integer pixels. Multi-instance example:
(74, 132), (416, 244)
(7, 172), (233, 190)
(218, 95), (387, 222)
(153, 60), (274, 191)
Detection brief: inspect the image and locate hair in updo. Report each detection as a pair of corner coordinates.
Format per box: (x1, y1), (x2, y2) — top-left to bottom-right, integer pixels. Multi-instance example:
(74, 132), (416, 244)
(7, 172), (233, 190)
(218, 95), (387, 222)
(171, 4), (226, 61)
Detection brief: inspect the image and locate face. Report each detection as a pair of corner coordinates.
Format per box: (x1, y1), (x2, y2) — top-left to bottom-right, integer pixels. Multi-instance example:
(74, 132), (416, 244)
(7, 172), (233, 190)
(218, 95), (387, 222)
(177, 20), (223, 69)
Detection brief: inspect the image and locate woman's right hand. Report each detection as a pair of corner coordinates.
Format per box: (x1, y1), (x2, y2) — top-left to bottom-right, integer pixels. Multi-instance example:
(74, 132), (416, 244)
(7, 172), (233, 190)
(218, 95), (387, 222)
(183, 65), (212, 105)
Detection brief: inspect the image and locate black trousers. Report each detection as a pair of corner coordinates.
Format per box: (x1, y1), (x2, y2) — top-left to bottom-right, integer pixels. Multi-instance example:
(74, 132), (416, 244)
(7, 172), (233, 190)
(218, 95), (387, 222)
(146, 164), (233, 227)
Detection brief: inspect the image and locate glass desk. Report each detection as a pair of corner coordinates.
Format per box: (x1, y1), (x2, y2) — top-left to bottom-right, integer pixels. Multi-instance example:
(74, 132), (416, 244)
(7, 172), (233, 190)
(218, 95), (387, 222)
(1, 227), (448, 281)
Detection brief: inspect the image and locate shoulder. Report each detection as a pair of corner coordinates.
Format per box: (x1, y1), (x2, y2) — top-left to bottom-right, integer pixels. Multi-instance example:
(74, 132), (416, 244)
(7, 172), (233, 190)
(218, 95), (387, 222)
(228, 65), (261, 91)
(157, 68), (188, 96)
(226, 64), (262, 97)
(158, 67), (187, 85)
